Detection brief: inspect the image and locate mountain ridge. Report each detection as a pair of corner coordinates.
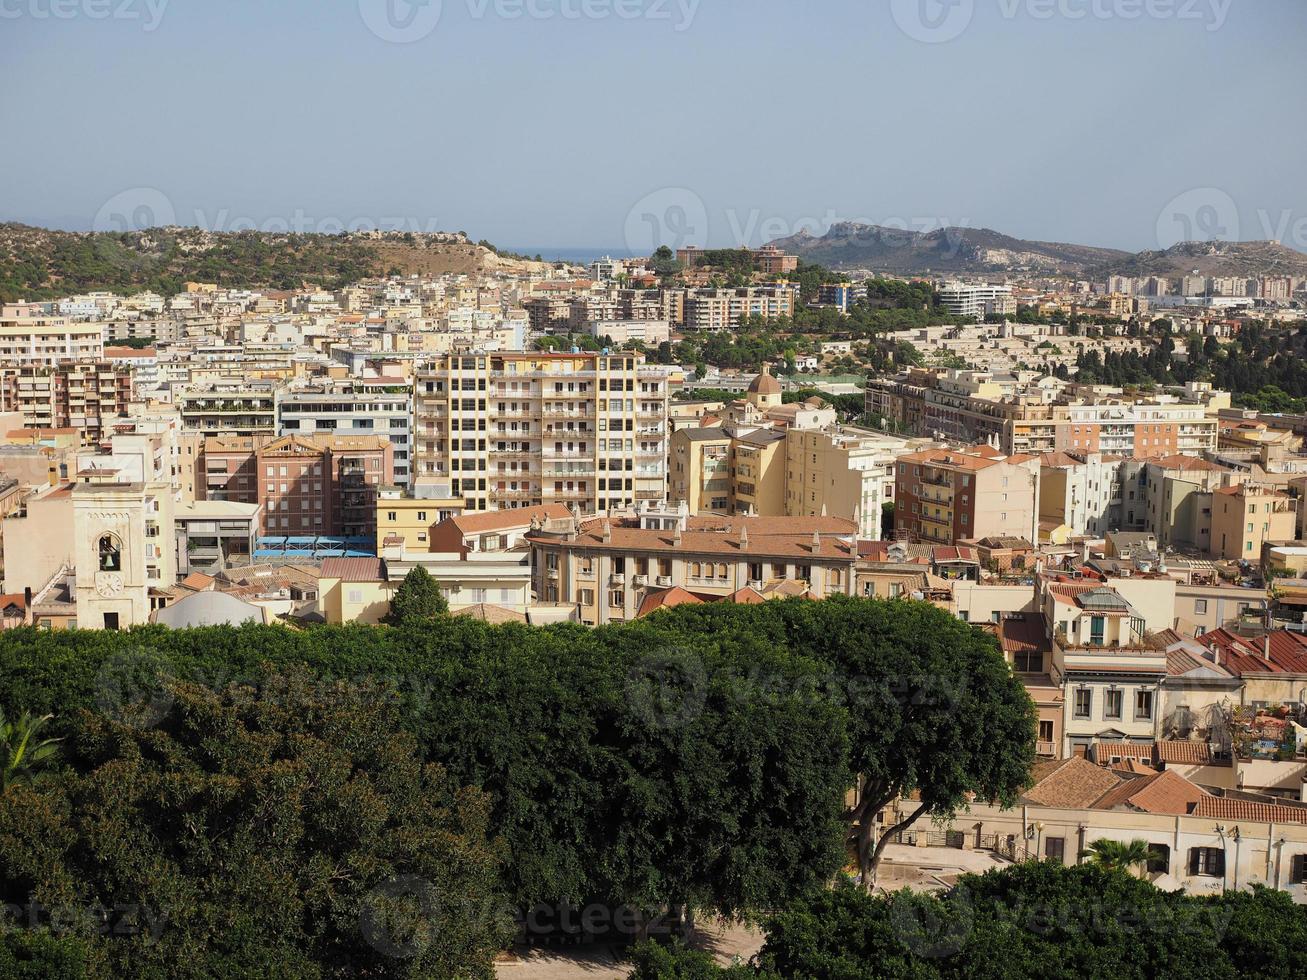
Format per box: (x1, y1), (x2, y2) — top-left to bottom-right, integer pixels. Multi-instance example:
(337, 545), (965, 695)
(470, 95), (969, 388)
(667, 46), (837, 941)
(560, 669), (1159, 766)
(768, 222), (1307, 279)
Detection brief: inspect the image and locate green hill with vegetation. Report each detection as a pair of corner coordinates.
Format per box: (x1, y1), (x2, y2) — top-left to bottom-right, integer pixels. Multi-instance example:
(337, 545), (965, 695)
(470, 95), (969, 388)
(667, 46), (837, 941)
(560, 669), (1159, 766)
(0, 224), (538, 303)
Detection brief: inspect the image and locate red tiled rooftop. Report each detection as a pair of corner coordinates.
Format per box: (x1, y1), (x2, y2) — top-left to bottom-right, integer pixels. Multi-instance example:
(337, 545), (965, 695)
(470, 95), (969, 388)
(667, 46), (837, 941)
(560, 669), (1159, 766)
(1191, 797), (1307, 824)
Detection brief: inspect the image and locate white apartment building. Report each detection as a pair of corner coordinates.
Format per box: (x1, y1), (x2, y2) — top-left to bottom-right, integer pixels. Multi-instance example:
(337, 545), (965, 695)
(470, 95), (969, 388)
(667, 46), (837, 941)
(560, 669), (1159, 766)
(1039, 451), (1123, 537)
(0, 306), (104, 365)
(682, 286), (798, 332)
(937, 283), (1015, 321)
(177, 381), (279, 437)
(413, 352), (671, 515)
(277, 381), (414, 488)
(584, 319), (671, 346)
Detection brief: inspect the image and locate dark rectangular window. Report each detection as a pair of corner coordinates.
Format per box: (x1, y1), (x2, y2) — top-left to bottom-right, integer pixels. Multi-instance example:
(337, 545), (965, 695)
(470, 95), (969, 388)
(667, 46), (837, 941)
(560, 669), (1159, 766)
(1189, 847), (1224, 877)
(1044, 837), (1065, 863)
(1291, 854), (1307, 885)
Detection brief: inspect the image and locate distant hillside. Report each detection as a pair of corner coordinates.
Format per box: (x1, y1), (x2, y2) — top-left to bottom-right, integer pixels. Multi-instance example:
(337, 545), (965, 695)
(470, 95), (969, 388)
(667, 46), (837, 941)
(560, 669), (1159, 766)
(0, 224), (551, 302)
(1083, 239), (1307, 280)
(769, 222), (1307, 279)
(770, 223), (1129, 275)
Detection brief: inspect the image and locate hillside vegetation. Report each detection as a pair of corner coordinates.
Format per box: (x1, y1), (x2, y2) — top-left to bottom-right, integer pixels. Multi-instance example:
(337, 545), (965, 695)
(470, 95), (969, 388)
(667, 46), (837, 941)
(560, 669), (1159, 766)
(0, 224), (546, 302)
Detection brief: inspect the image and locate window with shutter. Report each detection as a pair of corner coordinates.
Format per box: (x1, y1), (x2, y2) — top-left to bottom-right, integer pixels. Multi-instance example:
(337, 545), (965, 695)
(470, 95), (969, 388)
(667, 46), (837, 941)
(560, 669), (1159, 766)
(1292, 854), (1307, 885)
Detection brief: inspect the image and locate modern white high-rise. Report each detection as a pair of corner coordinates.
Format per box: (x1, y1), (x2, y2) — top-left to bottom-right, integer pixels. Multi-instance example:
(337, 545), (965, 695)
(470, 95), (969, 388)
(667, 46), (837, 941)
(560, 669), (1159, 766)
(937, 283), (1014, 321)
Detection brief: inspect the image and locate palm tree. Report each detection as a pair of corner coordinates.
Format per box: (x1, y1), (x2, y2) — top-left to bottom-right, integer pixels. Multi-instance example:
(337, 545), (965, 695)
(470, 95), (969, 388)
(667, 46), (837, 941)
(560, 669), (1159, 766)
(1078, 838), (1151, 874)
(0, 708), (62, 794)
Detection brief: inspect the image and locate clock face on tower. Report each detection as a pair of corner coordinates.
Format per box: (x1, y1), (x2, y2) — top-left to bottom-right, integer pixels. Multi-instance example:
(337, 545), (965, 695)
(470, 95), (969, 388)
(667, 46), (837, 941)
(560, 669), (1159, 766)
(95, 572), (125, 597)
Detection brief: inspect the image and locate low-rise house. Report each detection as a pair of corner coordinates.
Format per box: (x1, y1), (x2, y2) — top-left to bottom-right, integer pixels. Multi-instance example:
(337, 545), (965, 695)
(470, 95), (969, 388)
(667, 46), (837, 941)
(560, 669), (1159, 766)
(525, 503), (858, 626)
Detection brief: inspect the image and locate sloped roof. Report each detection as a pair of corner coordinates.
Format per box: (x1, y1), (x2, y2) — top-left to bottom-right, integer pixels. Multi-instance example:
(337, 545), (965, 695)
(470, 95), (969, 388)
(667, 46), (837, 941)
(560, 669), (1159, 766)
(1023, 757), (1122, 809)
(998, 616), (1049, 658)
(637, 586), (704, 617)
(1094, 769), (1207, 815)
(1093, 741), (1156, 765)
(452, 504), (570, 534)
(1191, 797), (1307, 824)
(320, 557), (385, 582)
(1156, 740), (1221, 765)
(451, 603), (527, 624)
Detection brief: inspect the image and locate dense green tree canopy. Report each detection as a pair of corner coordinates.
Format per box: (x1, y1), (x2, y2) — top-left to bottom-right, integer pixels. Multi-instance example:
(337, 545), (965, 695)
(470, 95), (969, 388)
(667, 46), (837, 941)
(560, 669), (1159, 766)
(0, 665), (507, 979)
(0, 598), (1040, 974)
(629, 864), (1307, 979)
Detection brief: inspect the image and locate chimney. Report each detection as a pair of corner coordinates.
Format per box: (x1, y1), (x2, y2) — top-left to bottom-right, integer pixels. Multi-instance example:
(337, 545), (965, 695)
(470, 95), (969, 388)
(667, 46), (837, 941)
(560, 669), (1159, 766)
(672, 524), (682, 547)
(812, 530), (821, 553)
(739, 525), (749, 549)
(602, 520), (612, 544)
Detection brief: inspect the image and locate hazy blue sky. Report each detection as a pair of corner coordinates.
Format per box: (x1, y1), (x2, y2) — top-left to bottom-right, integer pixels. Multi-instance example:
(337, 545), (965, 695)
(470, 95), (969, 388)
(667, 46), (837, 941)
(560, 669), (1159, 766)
(2, 0), (1304, 254)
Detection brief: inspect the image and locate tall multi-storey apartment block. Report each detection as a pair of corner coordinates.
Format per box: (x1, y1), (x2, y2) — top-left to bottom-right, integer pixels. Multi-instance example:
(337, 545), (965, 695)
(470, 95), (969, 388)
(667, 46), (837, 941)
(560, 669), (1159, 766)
(201, 434), (393, 539)
(866, 373), (1220, 458)
(178, 381), (279, 437)
(1061, 402), (1217, 457)
(0, 363), (132, 444)
(894, 445), (1041, 546)
(682, 286), (798, 331)
(0, 306), (104, 365)
(937, 283), (1015, 321)
(277, 380), (413, 488)
(785, 428), (899, 541)
(413, 352), (671, 516)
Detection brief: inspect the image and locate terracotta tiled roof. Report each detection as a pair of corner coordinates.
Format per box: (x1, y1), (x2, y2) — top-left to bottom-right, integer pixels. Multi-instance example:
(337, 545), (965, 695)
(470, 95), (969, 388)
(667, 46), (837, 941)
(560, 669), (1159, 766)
(1022, 757), (1122, 809)
(1165, 646), (1232, 677)
(1156, 740), (1220, 765)
(178, 572), (216, 592)
(998, 616), (1049, 657)
(1093, 742), (1156, 765)
(932, 546), (978, 563)
(452, 504), (570, 534)
(451, 603), (527, 624)
(319, 557), (385, 582)
(728, 587), (767, 604)
(537, 515), (858, 561)
(1191, 797), (1307, 824)
(1198, 628), (1307, 675)
(1095, 769), (1207, 815)
(637, 586), (704, 617)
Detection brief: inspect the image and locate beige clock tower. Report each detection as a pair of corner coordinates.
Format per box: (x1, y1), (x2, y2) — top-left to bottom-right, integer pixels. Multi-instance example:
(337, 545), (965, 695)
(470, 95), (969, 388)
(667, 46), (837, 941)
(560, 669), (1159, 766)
(73, 470), (175, 629)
